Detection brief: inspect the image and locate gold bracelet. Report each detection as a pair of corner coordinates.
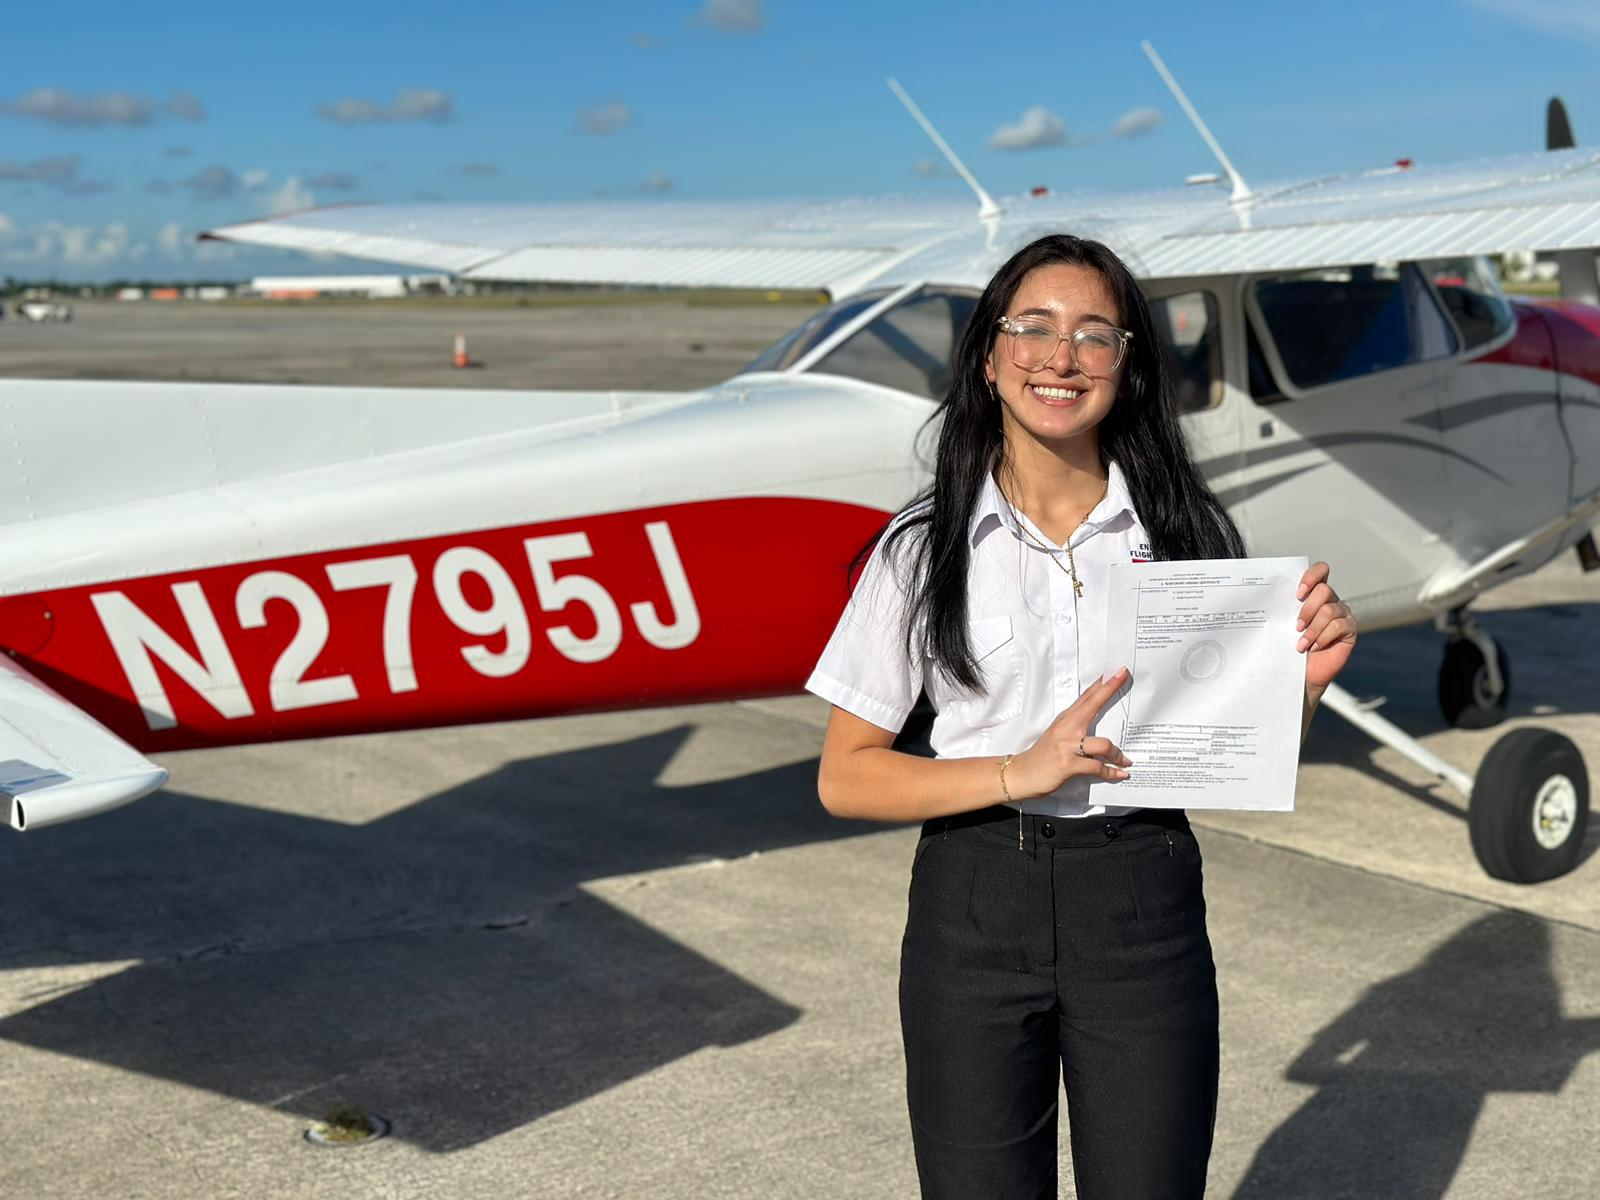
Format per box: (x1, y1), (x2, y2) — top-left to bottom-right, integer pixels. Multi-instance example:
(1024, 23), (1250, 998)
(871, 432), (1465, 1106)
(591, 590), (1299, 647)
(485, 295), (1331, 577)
(1000, 754), (1023, 851)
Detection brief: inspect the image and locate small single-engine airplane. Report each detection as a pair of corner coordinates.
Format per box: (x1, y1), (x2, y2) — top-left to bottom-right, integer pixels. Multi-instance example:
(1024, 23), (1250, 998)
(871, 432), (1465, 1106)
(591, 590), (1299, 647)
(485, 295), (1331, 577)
(1, 50), (1596, 885)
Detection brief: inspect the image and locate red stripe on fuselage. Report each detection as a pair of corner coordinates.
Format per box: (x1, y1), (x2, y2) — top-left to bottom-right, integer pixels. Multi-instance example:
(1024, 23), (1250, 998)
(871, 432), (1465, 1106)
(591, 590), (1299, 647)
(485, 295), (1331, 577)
(1475, 298), (1600, 390)
(1, 497), (889, 752)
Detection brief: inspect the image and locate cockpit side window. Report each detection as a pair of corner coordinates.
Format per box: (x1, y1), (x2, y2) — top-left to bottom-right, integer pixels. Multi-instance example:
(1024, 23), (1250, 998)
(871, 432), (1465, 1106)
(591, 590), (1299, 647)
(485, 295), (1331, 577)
(1250, 263), (1457, 391)
(1424, 257), (1516, 351)
(1148, 291), (1223, 414)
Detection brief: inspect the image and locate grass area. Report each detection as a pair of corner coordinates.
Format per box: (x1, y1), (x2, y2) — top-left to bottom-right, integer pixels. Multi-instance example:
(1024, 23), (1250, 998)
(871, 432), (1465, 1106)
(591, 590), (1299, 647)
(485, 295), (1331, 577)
(213, 287), (827, 311)
(1504, 278), (1561, 297)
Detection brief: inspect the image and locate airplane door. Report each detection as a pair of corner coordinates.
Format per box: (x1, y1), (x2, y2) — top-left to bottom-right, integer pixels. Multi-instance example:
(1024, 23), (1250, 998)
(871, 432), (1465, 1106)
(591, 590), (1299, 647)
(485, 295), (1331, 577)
(1230, 265), (1459, 612)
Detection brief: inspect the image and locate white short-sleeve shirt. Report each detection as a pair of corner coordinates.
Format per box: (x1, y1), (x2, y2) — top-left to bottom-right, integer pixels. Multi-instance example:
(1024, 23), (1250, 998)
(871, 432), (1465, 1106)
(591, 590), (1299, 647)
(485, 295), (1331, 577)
(805, 460), (1151, 819)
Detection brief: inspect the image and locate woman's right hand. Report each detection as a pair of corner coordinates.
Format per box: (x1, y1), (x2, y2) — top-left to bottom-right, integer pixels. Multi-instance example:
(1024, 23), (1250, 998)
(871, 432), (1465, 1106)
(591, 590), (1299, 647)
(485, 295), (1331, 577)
(1008, 667), (1133, 798)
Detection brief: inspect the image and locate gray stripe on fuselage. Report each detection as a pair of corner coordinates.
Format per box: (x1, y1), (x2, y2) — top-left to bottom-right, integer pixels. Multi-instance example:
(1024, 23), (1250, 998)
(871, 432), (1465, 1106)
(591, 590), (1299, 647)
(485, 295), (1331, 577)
(1406, 392), (1555, 433)
(1196, 431), (1504, 483)
(1211, 462), (1327, 510)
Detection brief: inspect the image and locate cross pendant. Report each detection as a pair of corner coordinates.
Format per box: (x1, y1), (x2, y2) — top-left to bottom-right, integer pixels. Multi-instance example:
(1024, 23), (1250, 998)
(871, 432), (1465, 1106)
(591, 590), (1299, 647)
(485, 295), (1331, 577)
(1074, 578), (1084, 599)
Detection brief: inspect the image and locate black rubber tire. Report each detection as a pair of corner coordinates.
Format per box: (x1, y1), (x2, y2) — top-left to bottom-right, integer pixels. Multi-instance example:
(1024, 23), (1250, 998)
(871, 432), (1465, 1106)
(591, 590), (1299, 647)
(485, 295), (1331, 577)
(1468, 729), (1590, 883)
(1438, 637), (1511, 729)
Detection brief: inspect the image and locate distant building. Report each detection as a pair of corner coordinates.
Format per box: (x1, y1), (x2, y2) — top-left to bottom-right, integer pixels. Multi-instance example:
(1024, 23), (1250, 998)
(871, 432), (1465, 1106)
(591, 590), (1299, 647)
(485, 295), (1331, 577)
(245, 274), (455, 300)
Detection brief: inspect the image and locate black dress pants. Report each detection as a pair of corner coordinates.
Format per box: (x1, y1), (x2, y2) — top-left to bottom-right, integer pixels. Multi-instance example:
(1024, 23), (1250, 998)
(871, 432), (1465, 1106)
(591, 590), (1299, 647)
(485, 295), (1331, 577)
(900, 805), (1218, 1200)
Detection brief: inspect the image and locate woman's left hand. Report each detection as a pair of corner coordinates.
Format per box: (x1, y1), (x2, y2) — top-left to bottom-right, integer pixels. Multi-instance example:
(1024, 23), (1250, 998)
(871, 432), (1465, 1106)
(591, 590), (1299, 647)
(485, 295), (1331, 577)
(1297, 561), (1357, 691)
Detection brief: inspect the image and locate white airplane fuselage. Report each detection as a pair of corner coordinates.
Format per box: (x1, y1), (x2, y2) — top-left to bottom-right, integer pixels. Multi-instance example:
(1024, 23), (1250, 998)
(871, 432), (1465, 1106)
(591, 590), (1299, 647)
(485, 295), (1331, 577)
(0, 281), (1594, 758)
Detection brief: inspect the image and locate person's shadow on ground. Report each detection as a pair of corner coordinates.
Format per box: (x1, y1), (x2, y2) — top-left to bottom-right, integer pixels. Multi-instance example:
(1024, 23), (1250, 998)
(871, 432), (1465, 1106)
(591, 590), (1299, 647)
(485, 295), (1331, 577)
(1233, 911), (1600, 1198)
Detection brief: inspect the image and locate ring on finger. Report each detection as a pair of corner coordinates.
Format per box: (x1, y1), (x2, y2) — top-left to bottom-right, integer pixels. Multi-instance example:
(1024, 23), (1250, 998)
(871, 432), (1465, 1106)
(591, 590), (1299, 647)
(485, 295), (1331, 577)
(1077, 735), (1087, 757)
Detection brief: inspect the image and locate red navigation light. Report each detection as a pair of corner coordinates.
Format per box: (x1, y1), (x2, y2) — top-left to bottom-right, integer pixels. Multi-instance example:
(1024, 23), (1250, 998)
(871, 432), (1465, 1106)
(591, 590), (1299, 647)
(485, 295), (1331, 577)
(1030, 185), (1049, 197)
(1395, 158), (1414, 169)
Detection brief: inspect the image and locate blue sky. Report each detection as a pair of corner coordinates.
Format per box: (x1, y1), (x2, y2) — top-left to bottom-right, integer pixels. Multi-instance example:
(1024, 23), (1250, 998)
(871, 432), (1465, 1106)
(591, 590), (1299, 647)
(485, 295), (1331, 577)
(4, 0), (1600, 281)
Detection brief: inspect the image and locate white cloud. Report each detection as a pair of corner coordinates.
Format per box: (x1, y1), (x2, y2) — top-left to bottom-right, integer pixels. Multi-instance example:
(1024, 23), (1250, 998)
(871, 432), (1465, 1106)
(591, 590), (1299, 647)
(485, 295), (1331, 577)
(307, 170), (359, 191)
(264, 176), (314, 214)
(0, 155), (82, 186)
(89, 223), (133, 264)
(166, 92), (205, 121)
(1, 87), (154, 127)
(392, 88), (452, 121)
(641, 172), (674, 193)
(316, 88), (453, 125)
(182, 164), (239, 200)
(987, 106), (1067, 151)
(157, 222), (184, 254)
(1112, 107), (1161, 138)
(2, 220), (145, 266)
(241, 168), (271, 192)
(1465, 0), (1600, 37)
(698, 0), (764, 32)
(577, 98), (630, 134)
(0, 213), (14, 235)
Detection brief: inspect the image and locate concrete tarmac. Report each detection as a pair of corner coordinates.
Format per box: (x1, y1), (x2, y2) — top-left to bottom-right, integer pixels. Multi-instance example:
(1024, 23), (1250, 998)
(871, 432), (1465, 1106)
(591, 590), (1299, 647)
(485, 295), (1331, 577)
(0, 299), (1596, 1198)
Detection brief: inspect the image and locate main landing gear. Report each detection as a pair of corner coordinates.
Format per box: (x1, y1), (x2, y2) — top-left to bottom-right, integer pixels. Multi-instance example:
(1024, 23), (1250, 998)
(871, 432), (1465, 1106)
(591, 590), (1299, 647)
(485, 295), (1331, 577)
(1436, 609), (1510, 729)
(1321, 684), (1591, 883)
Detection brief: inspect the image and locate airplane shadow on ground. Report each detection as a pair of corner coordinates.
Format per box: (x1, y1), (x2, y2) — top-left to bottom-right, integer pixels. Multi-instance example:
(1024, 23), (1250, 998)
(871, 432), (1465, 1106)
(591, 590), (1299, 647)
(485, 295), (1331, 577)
(0, 725), (869, 1153)
(1232, 911), (1600, 1199)
(1309, 600), (1600, 741)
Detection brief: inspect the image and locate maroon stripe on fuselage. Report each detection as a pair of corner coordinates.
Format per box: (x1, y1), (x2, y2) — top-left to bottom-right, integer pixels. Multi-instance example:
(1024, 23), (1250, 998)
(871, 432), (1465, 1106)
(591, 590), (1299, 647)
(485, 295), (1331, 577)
(1475, 298), (1600, 390)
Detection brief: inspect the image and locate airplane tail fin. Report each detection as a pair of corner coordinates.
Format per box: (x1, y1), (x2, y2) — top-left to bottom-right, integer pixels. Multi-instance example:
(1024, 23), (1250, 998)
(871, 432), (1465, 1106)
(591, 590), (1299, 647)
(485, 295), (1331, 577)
(1546, 98), (1598, 302)
(1548, 97), (1576, 151)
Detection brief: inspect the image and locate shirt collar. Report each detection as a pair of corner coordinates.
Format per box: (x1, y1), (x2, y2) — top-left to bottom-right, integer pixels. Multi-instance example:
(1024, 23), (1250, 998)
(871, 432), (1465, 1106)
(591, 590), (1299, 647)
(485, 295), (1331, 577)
(970, 459), (1136, 549)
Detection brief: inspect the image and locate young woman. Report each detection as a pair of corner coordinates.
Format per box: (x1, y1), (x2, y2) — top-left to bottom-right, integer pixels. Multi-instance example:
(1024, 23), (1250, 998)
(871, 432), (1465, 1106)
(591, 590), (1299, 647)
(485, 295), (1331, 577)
(805, 234), (1356, 1200)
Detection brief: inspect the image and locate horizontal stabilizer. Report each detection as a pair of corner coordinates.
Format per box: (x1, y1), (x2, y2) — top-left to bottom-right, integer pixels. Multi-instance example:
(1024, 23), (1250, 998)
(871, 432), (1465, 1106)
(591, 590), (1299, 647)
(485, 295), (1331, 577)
(0, 656), (167, 830)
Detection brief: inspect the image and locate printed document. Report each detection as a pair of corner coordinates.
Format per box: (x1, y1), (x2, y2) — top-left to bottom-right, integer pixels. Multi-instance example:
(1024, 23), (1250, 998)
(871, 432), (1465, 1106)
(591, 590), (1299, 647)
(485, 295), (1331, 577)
(1089, 557), (1308, 811)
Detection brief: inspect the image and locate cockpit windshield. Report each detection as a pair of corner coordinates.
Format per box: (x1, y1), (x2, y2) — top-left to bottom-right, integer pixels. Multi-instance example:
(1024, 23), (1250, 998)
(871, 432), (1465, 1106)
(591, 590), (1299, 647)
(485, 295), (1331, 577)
(740, 285), (980, 401)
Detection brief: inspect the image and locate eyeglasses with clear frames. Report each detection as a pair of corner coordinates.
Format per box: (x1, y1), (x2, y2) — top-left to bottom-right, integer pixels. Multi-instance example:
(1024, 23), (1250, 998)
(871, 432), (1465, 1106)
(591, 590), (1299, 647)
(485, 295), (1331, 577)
(996, 316), (1133, 374)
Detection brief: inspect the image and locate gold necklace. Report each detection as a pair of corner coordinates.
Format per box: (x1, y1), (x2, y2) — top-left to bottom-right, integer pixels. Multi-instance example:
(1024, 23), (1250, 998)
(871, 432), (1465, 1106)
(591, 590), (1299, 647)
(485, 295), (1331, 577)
(1006, 479), (1109, 598)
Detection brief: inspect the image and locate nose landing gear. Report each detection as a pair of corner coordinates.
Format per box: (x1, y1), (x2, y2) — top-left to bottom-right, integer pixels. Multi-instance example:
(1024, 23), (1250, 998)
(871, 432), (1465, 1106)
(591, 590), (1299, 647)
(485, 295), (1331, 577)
(1436, 609), (1510, 729)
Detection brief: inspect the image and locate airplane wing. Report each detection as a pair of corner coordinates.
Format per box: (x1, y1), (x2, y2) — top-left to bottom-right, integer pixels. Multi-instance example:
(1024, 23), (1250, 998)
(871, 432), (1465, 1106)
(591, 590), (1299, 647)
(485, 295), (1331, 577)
(0, 654), (168, 829)
(203, 148), (1600, 291)
(201, 197), (978, 298)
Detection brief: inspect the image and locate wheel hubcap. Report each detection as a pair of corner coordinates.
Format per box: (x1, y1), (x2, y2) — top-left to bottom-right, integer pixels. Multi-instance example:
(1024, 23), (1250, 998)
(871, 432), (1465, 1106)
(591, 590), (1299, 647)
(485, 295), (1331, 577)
(1472, 664), (1500, 709)
(1532, 775), (1579, 850)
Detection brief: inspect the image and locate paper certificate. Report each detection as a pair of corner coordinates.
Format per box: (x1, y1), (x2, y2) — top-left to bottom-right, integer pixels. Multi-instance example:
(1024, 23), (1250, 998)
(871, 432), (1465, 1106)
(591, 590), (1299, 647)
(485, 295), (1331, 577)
(1089, 556), (1308, 812)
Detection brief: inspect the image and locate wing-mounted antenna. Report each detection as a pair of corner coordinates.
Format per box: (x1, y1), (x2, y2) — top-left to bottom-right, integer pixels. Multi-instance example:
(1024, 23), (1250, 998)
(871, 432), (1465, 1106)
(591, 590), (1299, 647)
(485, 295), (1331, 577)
(887, 78), (1004, 225)
(1140, 41), (1256, 213)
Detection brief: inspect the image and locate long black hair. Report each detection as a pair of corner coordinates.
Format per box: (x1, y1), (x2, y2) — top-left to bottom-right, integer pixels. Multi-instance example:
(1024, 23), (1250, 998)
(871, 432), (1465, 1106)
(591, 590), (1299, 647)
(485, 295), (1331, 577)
(870, 233), (1245, 692)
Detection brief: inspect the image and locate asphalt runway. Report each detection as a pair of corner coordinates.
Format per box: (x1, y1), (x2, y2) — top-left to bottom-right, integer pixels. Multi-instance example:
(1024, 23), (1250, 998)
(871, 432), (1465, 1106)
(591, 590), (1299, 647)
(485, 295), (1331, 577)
(1, 299), (1597, 1198)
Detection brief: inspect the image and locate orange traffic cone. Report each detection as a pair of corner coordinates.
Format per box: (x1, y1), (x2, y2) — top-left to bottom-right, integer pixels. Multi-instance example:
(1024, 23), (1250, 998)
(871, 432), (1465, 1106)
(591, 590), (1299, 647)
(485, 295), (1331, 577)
(452, 333), (470, 368)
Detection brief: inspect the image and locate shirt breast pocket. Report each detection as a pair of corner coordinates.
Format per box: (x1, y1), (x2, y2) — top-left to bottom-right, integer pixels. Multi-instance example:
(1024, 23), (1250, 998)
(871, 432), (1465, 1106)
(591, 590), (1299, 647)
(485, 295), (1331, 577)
(939, 614), (1024, 729)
